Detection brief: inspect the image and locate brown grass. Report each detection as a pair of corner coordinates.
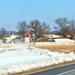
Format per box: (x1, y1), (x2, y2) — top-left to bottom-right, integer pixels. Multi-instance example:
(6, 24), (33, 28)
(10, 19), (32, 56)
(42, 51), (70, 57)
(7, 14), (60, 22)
(35, 44), (75, 53)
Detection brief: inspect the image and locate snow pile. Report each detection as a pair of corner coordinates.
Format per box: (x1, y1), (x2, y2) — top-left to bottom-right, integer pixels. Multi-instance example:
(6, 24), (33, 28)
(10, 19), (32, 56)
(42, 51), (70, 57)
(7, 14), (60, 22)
(54, 38), (75, 44)
(0, 45), (75, 75)
(34, 38), (75, 46)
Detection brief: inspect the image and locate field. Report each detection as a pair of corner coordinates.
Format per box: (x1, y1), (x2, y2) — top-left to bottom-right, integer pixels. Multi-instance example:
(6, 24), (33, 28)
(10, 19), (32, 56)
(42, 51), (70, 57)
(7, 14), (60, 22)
(35, 44), (75, 53)
(0, 43), (75, 75)
(11, 44), (75, 75)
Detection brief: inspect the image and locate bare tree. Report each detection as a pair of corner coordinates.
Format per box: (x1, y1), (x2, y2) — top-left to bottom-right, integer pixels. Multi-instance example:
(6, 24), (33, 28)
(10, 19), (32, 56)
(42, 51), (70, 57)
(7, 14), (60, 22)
(68, 20), (75, 39)
(42, 22), (50, 34)
(0, 28), (6, 43)
(17, 21), (28, 38)
(30, 20), (50, 41)
(70, 20), (75, 30)
(30, 20), (41, 40)
(1, 28), (6, 36)
(55, 17), (70, 37)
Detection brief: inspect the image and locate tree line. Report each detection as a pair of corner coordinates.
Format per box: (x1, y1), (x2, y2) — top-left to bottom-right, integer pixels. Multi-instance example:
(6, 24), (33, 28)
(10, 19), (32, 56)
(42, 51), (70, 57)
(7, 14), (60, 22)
(17, 20), (50, 40)
(0, 17), (75, 40)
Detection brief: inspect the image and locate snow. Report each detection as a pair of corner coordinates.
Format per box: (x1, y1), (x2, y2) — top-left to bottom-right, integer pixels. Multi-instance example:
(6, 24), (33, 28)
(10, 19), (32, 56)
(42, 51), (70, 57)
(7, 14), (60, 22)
(34, 38), (75, 46)
(54, 38), (75, 44)
(0, 44), (75, 75)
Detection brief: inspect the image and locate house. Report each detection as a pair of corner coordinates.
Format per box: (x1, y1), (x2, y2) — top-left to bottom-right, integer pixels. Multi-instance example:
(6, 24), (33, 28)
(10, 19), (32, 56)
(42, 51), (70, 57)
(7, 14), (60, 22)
(4, 34), (19, 43)
(44, 33), (63, 39)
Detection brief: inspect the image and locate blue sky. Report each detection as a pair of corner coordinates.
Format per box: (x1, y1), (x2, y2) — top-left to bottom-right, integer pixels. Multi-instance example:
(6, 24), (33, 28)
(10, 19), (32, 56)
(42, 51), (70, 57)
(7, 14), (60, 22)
(0, 0), (75, 31)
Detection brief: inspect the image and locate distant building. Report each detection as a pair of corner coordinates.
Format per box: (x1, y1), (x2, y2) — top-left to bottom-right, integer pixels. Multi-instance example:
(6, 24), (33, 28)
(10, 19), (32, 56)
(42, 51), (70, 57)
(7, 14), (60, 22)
(4, 34), (19, 43)
(44, 33), (63, 39)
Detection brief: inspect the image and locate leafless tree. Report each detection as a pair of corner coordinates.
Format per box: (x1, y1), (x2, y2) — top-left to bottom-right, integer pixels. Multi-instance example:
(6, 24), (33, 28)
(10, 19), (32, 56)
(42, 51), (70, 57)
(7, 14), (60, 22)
(0, 28), (6, 43)
(17, 21), (28, 38)
(0, 28), (6, 36)
(30, 20), (50, 41)
(68, 20), (75, 39)
(55, 17), (70, 37)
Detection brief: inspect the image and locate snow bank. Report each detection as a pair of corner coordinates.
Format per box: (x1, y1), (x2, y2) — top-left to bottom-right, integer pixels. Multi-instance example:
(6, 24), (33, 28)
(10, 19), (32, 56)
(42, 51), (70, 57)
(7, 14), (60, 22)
(34, 38), (75, 45)
(0, 45), (75, 75)
(54, 38), (75, 44)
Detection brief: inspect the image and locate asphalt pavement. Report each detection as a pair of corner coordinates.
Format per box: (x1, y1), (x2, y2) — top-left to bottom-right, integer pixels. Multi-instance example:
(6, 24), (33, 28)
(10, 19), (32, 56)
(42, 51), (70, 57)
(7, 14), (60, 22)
(31, 64), (75, 75)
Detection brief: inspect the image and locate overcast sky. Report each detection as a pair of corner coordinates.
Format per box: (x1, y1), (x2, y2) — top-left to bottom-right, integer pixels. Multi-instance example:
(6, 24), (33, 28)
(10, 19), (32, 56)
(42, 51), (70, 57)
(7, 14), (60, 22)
(0, 0), (75, 31)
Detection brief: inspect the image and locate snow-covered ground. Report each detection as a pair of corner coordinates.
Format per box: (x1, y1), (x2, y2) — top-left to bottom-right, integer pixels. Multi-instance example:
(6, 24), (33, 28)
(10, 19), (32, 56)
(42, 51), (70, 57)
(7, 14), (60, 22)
(34, 38), (75, 46)
(0, 44), (75, 75)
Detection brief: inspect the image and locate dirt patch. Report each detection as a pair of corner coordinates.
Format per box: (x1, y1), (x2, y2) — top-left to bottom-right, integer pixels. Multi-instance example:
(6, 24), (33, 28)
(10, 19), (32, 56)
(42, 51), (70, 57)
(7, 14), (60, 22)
(35, 45), (75, 53)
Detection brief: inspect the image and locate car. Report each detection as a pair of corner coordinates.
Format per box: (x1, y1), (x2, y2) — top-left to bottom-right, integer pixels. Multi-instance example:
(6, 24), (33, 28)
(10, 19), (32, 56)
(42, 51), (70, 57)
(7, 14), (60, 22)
(36, 38), (55, 42)
(36, 37), (48, 42)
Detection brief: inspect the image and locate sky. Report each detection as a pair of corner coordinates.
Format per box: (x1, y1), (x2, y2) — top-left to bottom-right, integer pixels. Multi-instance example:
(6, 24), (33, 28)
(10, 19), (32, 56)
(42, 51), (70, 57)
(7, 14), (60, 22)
(0, 0), (75, 31)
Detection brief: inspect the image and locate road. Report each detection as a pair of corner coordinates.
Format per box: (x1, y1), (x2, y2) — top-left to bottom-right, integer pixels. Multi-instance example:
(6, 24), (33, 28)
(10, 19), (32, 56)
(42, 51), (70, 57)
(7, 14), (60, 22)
(31, 64), (75, 75)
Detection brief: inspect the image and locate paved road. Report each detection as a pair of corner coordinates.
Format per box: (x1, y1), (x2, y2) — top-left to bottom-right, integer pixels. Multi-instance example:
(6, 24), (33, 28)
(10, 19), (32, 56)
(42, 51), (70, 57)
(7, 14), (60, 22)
(31, 64), (75, 75)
